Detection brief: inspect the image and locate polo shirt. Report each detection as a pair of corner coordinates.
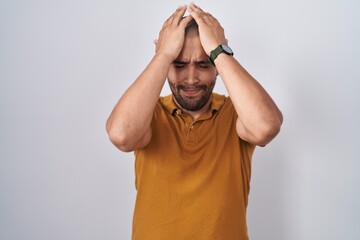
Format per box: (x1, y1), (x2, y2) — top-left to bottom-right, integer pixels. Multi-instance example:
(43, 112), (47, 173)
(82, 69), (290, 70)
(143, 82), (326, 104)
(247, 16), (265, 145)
(132, 93), (256, 240)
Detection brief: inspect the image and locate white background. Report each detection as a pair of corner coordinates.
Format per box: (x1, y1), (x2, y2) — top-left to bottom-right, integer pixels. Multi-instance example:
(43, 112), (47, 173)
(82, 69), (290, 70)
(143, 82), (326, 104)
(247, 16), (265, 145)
(1, 0), (359, 239)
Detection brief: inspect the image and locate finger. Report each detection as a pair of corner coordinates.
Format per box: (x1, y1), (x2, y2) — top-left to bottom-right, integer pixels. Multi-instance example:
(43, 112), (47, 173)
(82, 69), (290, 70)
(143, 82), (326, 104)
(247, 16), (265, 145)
(179, 15), (194, 28)
(153, 39), (158, 52)
(162, 18), (169, 27)
(164, 6), (182, 26)
(202, 14), (211, 22)
(204, 12), (216, 24)
(172, 5), (187, 25)
(171, 5), (186, 24)
(187, 3), (214, 25)
(163, 15), (174, 27)
(190, 2), (205, 13)
(187, 3), (205, 23)
(189, 2), (207, 16)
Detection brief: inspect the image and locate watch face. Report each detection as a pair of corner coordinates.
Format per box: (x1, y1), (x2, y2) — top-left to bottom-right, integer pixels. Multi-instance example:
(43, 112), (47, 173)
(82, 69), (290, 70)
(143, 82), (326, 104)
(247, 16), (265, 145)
(221, 45), (233, 54)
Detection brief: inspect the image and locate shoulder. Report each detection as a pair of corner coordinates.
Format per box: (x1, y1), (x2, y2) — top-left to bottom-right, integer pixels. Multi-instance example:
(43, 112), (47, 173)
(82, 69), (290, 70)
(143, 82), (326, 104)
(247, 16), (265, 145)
(155, 95), (177, 115)
(211, 93), (235, 116)
(213, 93), (256, 149)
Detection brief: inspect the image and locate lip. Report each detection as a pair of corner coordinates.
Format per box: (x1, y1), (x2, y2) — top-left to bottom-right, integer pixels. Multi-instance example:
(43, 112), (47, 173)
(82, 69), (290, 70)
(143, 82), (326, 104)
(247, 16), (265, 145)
(182, 89), (202, 96)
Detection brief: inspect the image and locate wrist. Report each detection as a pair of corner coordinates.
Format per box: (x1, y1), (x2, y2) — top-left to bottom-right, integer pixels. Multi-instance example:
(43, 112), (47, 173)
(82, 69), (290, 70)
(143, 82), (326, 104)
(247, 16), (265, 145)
(213, 53), (232, 67)
(154, 52), (176, 65)
(209, 44), (234, 66)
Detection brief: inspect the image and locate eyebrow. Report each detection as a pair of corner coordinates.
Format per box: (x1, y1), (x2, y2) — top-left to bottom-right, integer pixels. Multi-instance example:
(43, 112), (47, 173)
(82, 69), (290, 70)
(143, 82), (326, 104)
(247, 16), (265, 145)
(173, 59), (211, 64)
(197, 59), (211, 64)
(173, 60), (187, 65)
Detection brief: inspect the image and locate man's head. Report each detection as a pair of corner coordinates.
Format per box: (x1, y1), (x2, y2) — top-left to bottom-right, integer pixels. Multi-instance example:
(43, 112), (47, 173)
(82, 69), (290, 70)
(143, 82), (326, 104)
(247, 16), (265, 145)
(167, 18), (217, 112)
(184, 17), (199, 37)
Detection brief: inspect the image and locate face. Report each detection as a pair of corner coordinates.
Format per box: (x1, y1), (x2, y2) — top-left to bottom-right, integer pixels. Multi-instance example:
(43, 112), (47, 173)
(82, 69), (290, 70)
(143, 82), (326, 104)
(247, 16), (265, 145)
(167, 34), (217, 112)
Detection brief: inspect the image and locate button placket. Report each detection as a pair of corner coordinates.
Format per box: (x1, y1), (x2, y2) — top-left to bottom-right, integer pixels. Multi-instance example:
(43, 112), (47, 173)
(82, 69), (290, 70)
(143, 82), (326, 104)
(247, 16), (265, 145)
(185, 121), (197, 144)
(174, 110), (200, 145)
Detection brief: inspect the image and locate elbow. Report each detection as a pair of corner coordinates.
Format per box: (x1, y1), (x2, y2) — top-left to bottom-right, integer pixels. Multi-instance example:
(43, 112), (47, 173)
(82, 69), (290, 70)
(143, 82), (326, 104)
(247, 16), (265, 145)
(256, 117), (283, 146)
(107, 128), (135, 152)
(106, 118), (134, 152)
(261, 124), (281, 146)
(106, 123), (152, 152)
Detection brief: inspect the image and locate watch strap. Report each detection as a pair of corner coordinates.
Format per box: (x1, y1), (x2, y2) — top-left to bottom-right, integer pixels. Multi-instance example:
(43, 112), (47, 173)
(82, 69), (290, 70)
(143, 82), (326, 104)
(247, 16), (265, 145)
(209, 45), (233, 66)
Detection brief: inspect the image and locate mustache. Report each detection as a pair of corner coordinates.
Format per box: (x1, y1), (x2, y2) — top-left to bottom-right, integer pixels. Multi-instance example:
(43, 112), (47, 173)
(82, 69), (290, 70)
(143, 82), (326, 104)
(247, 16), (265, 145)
(177, 84), (207, 91)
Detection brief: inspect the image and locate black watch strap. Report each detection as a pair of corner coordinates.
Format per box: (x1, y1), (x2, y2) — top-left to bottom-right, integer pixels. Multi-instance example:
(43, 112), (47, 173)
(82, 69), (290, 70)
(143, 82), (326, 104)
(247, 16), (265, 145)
(209, 45), (234, 66)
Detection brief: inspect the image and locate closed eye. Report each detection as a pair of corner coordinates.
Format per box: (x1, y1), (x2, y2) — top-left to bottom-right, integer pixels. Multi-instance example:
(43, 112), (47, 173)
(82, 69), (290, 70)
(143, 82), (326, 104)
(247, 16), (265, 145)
(197, 61), (211, 68)
(173, 60), (187, 69)
(174, 63), (186, 68)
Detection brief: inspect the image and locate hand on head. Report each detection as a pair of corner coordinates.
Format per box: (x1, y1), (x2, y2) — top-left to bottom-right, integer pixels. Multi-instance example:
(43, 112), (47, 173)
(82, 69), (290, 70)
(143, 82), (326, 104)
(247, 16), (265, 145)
(154, 3), (227, 60)
(186, 3), (227, 55)
(154, 5), (193, 61)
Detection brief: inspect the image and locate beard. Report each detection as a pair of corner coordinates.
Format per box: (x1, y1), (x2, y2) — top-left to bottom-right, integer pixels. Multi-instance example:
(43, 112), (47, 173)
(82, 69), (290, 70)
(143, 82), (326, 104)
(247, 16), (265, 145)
(168, 78), (216, 111)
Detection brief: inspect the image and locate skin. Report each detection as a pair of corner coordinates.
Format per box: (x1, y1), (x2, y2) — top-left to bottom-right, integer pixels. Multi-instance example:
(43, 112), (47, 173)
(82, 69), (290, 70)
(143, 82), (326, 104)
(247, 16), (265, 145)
(168, 32), (217, 118)
(106, 3), (283, 152)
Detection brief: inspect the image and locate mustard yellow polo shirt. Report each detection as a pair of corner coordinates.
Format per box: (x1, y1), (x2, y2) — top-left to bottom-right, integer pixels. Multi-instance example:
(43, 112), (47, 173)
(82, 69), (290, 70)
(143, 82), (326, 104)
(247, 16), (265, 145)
(133, 93), (256, 240)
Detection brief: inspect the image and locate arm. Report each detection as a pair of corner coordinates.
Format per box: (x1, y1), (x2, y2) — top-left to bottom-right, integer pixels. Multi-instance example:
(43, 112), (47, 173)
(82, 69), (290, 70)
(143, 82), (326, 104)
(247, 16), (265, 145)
(215, 55), (283, 146)
(106, 6), (193, 152)
(187, 3), (283, 146)
(106, 54), (170, 152)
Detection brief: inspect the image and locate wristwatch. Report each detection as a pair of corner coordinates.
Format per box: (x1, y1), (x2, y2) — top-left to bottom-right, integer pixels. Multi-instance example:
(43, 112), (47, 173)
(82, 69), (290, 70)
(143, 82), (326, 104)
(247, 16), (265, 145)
(209, 44), (234, 66)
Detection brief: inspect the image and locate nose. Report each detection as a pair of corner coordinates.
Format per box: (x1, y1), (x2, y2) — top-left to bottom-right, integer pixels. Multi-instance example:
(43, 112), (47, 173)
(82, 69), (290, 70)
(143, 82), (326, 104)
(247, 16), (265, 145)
(186, 65), (198, 85)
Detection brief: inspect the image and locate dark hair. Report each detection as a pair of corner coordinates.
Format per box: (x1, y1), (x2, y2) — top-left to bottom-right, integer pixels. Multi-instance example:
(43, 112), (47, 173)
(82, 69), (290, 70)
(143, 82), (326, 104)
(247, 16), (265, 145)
(183, 17), (199, 36)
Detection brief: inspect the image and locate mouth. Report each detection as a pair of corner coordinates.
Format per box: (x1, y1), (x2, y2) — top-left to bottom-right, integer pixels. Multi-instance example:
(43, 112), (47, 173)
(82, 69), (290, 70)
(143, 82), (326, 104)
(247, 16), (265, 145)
(178, 85), (206, 97)
(182, 88), (202, 96)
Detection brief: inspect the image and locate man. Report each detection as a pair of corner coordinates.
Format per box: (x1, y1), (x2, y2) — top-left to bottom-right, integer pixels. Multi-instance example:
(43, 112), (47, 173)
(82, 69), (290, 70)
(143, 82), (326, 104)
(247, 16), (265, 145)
(106, 3), (283, 240)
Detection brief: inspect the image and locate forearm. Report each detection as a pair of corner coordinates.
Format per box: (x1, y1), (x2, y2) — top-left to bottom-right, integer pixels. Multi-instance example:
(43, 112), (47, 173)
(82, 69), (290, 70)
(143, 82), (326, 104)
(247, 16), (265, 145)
(106, 54), (172, 151)
(215, 54), (283, 145)
(106, 6), (194, 152)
